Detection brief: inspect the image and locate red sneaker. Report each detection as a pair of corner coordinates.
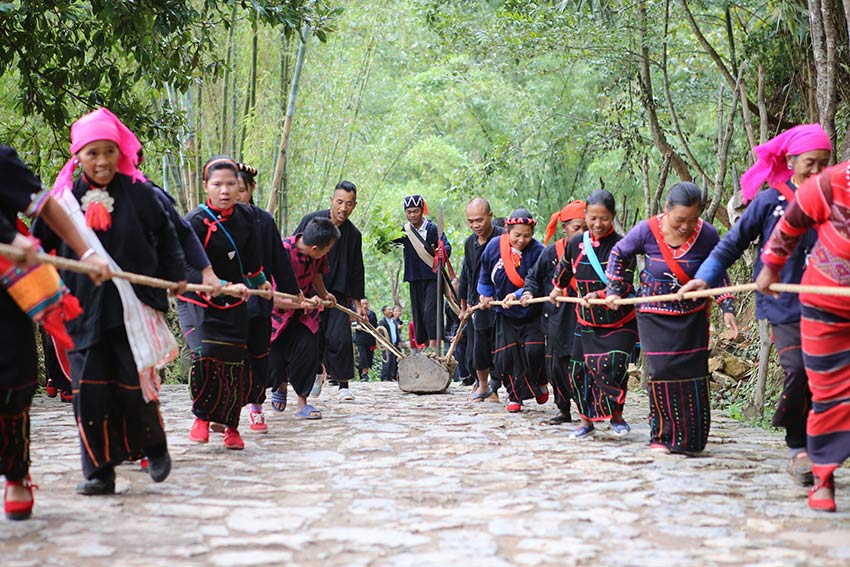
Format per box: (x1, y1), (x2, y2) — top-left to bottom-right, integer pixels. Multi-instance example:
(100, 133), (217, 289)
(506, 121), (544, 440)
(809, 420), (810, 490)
(4, 476), (37, 521)
(223, 427), (245, 450)
(139, 457), (149, 471)
(249, 411), (268, 433)
(45, 379), (58, 398)
(506, 401), (522, 413)
(60, 390), (73, 403)
(535, 389), (549, 405)
(189, 418), (210, 443)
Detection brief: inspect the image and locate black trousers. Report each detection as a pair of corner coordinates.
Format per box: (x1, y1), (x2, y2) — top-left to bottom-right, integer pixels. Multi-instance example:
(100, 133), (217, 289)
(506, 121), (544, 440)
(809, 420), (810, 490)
(356, 342), (375, 375)
(245, 316), (272, 405)
(0, 296), (38, 481)
(69, 329), (167, 479)
(409, 279), (437, 344)
(467, 309), (496, 372)
(320, 295), (355, 382)
(381, 349), (399, 381)
(771, 321), (811, 450)
(270, 320), (321, 398)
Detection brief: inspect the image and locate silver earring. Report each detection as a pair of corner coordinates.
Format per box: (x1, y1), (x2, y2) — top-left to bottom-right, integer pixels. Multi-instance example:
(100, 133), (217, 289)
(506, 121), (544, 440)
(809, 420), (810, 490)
(787, 162), (793, 170)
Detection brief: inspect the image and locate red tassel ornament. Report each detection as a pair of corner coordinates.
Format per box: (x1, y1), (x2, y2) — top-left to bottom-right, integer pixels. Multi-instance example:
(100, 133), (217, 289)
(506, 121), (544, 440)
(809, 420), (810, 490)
(81, 189), (114, 231)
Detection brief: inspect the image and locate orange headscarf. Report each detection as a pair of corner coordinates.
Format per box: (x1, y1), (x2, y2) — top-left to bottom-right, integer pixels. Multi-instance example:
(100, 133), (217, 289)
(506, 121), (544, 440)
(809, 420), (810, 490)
(544, 200), (585, 244)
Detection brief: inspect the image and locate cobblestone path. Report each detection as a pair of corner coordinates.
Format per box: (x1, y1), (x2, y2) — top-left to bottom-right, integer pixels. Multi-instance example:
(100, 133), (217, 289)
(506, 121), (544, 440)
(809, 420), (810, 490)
(2, 382), (849, 566)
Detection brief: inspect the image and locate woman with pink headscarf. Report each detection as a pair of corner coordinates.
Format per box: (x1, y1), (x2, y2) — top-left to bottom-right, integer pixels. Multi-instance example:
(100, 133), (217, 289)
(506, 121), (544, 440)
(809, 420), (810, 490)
(35, 108), (187, 495)
(679, 124), (831, 482)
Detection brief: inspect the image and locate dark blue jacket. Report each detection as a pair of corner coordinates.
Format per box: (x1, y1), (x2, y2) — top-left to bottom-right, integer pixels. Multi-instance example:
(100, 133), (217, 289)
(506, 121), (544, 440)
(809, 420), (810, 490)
(400, 220), (452, 282)
(694, 183), (816, 325)
(477, 236), (544, 320)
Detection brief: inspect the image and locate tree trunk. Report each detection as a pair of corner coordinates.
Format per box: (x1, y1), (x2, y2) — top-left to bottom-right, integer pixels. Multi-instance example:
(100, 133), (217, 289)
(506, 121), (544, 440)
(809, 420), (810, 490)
(757, 64), (768, 145)
(677, 0), (791, 130)
(704, 79), (739, 225)
(239, 7), (259, 161)
(194, 85), (205, 207)
(737, 61), (757, 150)
(661, 0), (708, 182)
(808, 0), (838, 145)
(220, 4), (238, 155)
(753, 319), (772, 417)
(637, 0), (692, 181)
(266, 22), (311, 217)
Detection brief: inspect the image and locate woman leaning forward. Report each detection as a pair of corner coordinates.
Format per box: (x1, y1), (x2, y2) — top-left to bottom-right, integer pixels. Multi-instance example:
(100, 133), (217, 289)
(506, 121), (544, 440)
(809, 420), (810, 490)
(606, 183), (738, 454)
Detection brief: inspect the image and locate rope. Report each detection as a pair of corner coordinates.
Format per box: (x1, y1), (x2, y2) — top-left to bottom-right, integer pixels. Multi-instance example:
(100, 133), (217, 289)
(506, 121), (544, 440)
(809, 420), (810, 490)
(5, 242), (850, 361)
(0, 242), (408, 358)
(0, 242), (303, 304)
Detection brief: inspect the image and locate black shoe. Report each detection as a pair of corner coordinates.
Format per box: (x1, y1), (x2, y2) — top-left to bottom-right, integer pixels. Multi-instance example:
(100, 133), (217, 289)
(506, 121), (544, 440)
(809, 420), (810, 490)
(461, 377), (475, 387)
(148, 451), (172, 483)
(76, 468), (116, 496)
(547, 412), (573, 425)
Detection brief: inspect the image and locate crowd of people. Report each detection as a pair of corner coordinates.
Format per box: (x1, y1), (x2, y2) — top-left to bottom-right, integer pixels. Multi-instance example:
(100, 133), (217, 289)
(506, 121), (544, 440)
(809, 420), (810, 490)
(1, 109), (848, 523)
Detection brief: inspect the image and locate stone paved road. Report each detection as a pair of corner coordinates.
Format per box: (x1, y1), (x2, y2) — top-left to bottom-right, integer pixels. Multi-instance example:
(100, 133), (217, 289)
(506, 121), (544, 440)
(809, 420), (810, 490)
(2, 382), (850, 566)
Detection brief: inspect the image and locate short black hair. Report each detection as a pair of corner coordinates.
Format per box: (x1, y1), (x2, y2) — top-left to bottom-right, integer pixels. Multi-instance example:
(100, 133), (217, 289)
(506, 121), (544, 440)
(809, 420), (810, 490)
(382, 305), (391, 314)
(666, 181), (705, 210)
(586, 189), (616, 215)
(302, 217), (341, 247)
(335, 180), (356, 194)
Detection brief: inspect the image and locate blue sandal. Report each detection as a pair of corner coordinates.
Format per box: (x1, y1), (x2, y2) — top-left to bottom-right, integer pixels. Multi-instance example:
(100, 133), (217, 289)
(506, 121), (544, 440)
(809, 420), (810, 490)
(271, 389), (287, 413)
(295, 404), (322, 420)
(571, 423), (595, 440)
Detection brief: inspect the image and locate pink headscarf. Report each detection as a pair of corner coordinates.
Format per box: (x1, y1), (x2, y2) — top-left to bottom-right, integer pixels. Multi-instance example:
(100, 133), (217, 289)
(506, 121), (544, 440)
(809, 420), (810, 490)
(51, 108), (146, 196)
(740, 123), (832, 202)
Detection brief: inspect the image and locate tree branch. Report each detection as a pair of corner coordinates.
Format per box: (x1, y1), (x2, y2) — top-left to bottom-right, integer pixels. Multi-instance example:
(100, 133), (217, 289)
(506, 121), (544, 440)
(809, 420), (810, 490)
(638, 0), (691, 181)
(661, 0), (708, 182)
(676, 0), (791, 130)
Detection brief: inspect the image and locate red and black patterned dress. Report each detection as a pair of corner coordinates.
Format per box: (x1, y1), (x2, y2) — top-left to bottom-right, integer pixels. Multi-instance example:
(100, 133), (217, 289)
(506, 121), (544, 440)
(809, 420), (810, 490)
(762, 161), (850, 481)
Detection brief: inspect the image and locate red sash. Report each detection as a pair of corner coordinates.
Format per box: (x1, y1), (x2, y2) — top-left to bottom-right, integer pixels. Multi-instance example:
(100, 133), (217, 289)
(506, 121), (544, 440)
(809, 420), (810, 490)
(555, 238), (566, 261)
(499, 234), (525, 288)
(648, 215), (692, 284)
(774, 182), (796, 203)
(555, 238), (577, 292)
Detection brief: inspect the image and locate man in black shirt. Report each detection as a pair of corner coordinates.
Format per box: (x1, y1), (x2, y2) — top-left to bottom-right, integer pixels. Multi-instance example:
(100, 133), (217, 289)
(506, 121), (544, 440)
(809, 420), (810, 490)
(457, 197), (503, 402)
(294, 181), (365, 401)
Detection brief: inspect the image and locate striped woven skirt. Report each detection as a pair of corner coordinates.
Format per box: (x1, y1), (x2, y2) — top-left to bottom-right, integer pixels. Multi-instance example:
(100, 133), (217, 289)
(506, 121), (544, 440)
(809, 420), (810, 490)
(570, 320), (638, 421)
(801, 305), (850, 481)
(178, 300), (249, 429)
(639, 309), (711, 453)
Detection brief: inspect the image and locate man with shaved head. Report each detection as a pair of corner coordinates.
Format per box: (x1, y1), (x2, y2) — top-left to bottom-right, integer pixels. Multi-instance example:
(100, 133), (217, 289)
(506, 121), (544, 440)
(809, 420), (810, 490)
(457, 198), (504, 402)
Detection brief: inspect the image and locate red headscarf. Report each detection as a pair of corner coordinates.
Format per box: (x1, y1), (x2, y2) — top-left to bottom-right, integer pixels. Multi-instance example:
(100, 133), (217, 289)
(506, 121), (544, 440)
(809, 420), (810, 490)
(544, 200), (585, 244)
(740, 124), (832, 202)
